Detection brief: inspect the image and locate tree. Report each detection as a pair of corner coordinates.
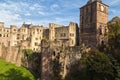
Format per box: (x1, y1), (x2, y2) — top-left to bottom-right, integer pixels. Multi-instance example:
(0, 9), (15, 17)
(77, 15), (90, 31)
(0, 68), (33, 80)
(105, 16), (120, 63)
(65, 50), (115, 80)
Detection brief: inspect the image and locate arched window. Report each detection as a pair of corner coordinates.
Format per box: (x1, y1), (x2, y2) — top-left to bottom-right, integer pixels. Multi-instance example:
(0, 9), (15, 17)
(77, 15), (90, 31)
(6, 34), (8, 37)
(105, 26), (107, 33)
(98, 25), (102, 35)
(101, 41), (104, 45)
(53, 51), (56, 56)
(0, 34), (2, 37)
(3, 34), (5, 37)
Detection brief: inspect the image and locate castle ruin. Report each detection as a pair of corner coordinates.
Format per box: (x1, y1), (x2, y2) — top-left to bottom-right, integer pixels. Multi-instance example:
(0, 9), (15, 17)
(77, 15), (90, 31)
(0, 0), (109, 80)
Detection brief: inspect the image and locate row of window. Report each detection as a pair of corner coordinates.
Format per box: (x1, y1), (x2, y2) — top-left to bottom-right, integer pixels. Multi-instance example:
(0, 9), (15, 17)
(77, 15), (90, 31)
(60, 33), (66, 37)
(0, 29), (10, 32)
(60, 33), (74, 37)
(33, 29), (42, 32)
(21, 29), (26, 32)
(0, 29), (17, 32)
(33, 48), (39, 51)
(32, 31), (42, 34)
(0, 34), (9, 37)
(0, 27), (44, 32)
(70, 33), (74, 37)
(35, 37), (42, 40)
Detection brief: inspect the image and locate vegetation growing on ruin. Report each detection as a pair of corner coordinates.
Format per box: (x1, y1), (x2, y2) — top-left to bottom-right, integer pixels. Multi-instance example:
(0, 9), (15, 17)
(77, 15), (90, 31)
(24, 49), (33, 55)
(64, 16), (120, 80)
(46, 16), (120, 80)
(0, 59), (35, 80)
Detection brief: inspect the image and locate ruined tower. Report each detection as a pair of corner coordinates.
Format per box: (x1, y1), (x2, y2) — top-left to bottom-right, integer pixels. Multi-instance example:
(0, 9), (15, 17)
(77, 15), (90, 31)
(80, 0), (108, 49)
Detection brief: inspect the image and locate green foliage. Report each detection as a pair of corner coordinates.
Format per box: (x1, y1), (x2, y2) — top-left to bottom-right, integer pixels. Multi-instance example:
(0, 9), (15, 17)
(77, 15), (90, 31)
(65, 51), (115, 80)
(24, 49), (33, 55)
(103, 17), (120, 63)
(0, 59), (35, 80)
(84, 51), (114, 80)
(98, 16), (120, 80)
(108, 21), (120, 48)
(24, 49), (33, 60)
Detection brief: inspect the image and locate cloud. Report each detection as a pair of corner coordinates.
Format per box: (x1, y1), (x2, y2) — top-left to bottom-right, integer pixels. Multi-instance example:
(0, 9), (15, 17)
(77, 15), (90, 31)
(50, 4), (60, 11)
(0, 0), (84, 27)
(24, 13), (31, 16)
(0, 1), (27, 26)
(0, 0), (46, 27)
(0, 0), (119, 27)
(29, 3), (44, 11)
(0, 9), (21, 27)
(38, 11), (45, 15)
(107, 0), (120, 20)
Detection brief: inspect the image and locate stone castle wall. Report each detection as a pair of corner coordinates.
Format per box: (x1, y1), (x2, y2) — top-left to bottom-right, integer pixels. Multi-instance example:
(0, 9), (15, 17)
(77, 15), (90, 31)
(0, 44), (22, 66)
(40, 39), (85, 80)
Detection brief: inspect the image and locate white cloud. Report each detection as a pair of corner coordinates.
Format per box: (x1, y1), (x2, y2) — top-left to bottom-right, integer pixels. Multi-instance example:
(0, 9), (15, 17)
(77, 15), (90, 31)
(50, 4), (60, 11)
(0, 0), (79, 27)
(26, 17), (75, 27)
(0, 1), (25, 26)
(0, 0), (119, 28)
(29, 3), (44, 11)
(38, 11), (45, 15)
(51, 4), (60, 8)
(24, 13), (31, 16)
(0, 1), (46, 27)
(0, 9), (22, 27)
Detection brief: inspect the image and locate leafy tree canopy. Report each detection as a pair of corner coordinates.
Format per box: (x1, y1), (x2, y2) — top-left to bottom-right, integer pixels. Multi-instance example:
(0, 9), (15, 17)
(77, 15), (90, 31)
(65, 51), (115, 80)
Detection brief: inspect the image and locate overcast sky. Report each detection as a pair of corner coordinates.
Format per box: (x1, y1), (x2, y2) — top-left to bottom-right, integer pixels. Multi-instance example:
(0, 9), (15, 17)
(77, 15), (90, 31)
(0, 0), (119, 27)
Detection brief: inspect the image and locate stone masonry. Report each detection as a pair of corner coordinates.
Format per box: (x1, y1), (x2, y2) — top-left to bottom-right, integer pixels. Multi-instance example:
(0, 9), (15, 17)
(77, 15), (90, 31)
(0, 21), (79, 67)
(80, 0), (108, 49)
(0, 0), (109, 79)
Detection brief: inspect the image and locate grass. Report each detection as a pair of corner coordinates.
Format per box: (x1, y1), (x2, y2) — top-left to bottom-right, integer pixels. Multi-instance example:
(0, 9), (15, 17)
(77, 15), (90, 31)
(0, 59), (35, 80)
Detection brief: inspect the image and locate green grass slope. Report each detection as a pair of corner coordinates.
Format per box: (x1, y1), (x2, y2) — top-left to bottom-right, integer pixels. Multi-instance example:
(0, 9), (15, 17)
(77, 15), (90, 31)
(0, 59), (35, 80)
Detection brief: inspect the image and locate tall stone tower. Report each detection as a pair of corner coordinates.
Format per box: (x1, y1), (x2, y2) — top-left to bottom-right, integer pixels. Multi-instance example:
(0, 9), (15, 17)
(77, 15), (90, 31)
(80, 0), (108, 49)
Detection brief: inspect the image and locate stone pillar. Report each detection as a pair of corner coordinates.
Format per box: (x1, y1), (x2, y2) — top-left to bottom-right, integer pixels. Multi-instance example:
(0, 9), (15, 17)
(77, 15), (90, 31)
(6, 46), (12, 62)
(6, 46), (18, 63)
(40, 40), (51, 80)
(12, 47), (19, 64)
(16, 49), (22, 66)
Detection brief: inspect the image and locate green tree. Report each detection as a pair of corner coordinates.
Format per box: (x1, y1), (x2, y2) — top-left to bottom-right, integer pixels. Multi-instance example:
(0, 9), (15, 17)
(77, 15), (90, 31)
(105, 17), (120, 63)
(65, 50), (115, 80)
(0, 68), (31, 80)
(24, 49), (33, 60)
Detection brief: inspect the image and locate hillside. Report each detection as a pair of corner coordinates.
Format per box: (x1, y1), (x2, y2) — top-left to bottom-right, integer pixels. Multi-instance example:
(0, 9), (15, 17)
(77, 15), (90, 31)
(0, 59), (35, 80)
